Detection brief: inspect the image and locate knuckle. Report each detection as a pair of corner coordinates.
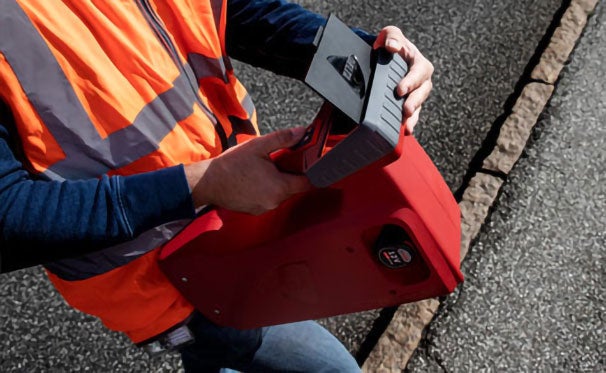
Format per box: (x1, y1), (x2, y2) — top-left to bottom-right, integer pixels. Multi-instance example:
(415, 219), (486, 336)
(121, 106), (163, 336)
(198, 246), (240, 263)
(274, 130), (287, 144)
(284, 177), (301, 193)
(405, 102), (416, 115)
(251, 206), (265, 216)
(383, 25), (402, 35)
(270, 201), (281, 210)
(276, 129), (293, 144)
(268, 182), (288, 201)
(262, 198), (280, 212)
(282, 177), (299, 193)
(384, 25), (404, 39)
(407, 47), (417, 60)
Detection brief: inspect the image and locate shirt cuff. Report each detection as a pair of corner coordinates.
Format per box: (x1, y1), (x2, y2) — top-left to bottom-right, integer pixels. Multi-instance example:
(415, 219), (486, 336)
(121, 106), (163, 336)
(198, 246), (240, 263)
(119, 165), (196, 235)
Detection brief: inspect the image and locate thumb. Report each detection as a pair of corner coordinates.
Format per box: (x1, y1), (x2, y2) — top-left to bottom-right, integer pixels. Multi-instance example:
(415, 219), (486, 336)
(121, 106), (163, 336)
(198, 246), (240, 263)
(373, 30), (387, 50)
(252, 126), (307, 154)
(373, 26), (404, 53)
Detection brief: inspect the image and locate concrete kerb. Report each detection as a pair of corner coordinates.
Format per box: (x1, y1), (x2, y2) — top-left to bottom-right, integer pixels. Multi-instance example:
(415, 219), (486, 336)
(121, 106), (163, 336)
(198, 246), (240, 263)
(361, 0), (600, 371)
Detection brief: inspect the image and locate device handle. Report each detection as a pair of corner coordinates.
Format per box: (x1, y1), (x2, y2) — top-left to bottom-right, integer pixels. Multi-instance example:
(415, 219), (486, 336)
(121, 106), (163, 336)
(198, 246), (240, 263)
(270, 102), (334, 174)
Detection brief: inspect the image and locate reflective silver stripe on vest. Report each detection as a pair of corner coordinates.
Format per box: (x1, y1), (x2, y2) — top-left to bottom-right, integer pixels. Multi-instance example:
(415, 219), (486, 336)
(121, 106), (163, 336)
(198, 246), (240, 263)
(226, 93), (257, 147)
(210, 0), (223, 36)
(188, 53), (229, 83)
(188, 0), (232, 81)
(44, 220), (190, 281)
(208, 0), (234, 74)
(241, 93), (255, 118)
(46, 71), (196, 179)
(227, 116), (257, 147)
(0, 2), (200, 180)
(1, 2), (244, 280)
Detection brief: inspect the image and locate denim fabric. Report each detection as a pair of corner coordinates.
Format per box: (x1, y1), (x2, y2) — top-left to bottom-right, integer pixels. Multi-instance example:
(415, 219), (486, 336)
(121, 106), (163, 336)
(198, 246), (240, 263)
(179, 311), (361, 372)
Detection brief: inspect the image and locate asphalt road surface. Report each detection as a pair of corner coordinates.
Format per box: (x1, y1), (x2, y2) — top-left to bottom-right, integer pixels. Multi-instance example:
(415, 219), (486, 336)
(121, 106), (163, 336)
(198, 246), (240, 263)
(0, 0), (572, 371)
(407, 2), (605, 371)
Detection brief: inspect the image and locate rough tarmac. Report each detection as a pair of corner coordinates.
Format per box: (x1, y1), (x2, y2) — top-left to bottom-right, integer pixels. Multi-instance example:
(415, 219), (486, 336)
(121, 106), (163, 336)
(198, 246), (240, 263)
(407, 2), (605, 371)
(0, 0), (593, 372)
(237, 0), (564, 357)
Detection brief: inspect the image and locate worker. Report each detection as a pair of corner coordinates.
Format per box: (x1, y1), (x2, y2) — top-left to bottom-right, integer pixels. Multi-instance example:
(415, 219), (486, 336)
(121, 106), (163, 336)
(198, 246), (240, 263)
(0, 0), (433, 371)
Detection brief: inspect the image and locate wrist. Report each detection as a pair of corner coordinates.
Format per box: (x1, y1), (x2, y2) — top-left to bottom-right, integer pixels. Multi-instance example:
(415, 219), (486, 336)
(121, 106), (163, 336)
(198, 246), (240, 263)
(184, 160), (212, 208)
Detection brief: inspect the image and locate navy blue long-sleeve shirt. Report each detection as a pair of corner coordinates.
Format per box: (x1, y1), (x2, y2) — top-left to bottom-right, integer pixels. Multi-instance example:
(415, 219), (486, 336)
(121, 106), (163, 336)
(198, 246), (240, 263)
(0, 0), (373, 273)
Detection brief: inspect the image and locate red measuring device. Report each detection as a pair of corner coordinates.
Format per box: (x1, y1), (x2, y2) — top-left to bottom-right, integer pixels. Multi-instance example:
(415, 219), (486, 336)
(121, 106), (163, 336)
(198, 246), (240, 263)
(158, 15), (463, 329)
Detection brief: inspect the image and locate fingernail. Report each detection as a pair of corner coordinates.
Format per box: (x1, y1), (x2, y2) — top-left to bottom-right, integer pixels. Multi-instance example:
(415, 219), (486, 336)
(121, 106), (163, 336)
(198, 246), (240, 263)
(386, 38), (399, 50)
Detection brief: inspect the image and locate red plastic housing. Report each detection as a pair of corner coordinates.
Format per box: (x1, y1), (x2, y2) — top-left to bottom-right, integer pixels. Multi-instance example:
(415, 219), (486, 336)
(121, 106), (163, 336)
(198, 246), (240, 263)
(159, 134), (463, 329)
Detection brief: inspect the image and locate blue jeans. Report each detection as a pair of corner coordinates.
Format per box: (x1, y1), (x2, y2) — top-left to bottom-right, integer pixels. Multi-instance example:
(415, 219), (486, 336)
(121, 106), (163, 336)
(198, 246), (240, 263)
(179, 311), (361, 372)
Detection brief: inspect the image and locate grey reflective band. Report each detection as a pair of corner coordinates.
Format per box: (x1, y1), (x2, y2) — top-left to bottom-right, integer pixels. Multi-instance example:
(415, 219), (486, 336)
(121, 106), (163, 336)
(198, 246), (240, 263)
(0, 2), (200, 179)
(46, 72), (196, 179)
(226, 93), (257, 146)
(227, 116), (257, 147)
(210, 0), (223, 36)
(242, 94), (255, 119)
(44, 220), (190, 281)
(1, 1), (250, 280)
(188, 53), (229, 83)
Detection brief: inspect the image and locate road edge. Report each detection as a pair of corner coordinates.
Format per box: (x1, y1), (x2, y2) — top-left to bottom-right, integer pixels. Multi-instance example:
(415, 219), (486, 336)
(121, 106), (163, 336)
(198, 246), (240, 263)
(361, 0), (600, 371)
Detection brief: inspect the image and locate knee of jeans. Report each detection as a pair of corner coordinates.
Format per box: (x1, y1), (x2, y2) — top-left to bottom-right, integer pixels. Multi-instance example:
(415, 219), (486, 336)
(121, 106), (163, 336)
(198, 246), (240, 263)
(251, 321), (361, 372)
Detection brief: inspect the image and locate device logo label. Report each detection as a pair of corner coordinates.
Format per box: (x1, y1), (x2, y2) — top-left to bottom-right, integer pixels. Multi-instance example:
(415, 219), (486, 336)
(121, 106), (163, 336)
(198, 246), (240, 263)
(377, 246), (413, 269)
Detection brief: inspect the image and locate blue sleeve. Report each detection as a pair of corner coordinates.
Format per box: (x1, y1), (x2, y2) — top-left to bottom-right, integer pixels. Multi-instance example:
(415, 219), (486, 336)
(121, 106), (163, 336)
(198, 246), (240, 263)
(0, 121), (195, 273)
(226, 0), (376, 80)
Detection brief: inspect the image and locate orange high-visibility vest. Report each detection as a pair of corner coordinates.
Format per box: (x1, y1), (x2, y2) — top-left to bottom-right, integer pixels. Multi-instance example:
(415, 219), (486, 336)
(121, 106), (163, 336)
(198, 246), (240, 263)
(0, 0), (257, 342)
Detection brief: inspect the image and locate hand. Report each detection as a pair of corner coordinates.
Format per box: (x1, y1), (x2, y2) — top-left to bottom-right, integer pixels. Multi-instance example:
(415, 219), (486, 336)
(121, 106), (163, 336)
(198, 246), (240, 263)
(374, 26), (434, 134)
(184, 127), (312, 215)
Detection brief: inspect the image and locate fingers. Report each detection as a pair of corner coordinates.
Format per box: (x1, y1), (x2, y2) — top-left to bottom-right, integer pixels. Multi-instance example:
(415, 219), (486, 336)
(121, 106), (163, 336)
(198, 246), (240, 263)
(397, 53), (434, 100)
(374, 26), (416, 61)
(206, 126), (312, 215)
(403, 79), (432, 117)
(246, 172), (311, 215)
(403, 106), (421, 135)
(374, 26), (434, 132)
(373, 26), (406, 52)
(282, 173), (312, 195)
(250, 126), (307, 155)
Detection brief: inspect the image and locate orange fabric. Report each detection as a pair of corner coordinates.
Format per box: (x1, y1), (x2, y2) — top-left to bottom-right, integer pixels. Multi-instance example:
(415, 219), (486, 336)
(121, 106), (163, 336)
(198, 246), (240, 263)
(153, 0), (224, 60)
(3, 0), (257, 342)
(0, 54), (66, 173)
(46, 250), (194, 343)
(10, 0), (257, 174)
(108, 105), (223, 177)
(18, 0), (181, 138)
